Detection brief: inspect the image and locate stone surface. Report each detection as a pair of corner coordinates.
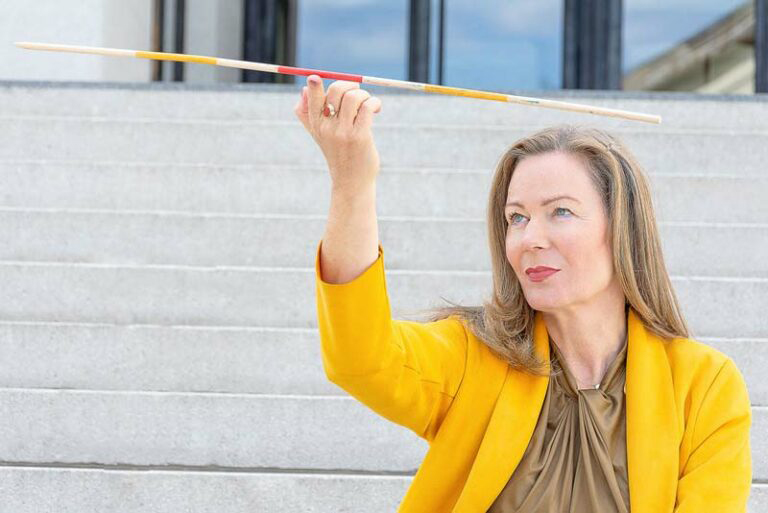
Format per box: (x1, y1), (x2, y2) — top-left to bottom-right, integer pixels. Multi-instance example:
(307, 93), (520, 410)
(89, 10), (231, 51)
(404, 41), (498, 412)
(0, 81), (765, 512)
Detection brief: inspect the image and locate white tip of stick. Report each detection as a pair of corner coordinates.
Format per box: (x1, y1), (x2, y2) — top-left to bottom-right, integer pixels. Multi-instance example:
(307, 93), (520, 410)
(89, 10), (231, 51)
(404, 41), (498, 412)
(15, 42), (39, 49)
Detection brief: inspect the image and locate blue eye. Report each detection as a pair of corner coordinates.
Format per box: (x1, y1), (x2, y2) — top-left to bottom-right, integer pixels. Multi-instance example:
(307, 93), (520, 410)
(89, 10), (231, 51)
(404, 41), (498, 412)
(507, 207), (573, 224)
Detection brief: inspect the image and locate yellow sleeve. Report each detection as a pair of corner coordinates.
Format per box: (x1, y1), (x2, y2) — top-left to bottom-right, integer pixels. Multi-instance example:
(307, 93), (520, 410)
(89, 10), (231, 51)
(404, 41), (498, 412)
(674, 357), (752, 512)
(314, 239), (468, 442)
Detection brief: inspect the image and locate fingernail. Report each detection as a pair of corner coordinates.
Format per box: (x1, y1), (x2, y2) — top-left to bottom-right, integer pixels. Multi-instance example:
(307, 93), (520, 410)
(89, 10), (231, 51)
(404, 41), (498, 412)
(308, 75), (320, 85)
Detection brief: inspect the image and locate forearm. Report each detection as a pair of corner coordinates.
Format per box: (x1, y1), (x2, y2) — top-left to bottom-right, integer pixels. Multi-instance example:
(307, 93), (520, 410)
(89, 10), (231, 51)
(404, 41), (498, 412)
(319, 184), (379, 284)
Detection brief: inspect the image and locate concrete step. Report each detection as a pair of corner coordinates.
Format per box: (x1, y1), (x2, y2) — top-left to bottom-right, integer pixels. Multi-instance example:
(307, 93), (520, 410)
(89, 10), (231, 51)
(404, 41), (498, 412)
(1, 81), (767, 131)
(0, 208), (764, 276)
(0, 388), (765, 479)
(0, 466), (764, 512)
(0, 467), (412, 513)
(0, 388), (424, 472)
(0, 161), (765, 221)
(2, 116), (767, 174)
(0, 322), (764, 404)
(1, 82), (765, 509)
(0, 261), (764, 336)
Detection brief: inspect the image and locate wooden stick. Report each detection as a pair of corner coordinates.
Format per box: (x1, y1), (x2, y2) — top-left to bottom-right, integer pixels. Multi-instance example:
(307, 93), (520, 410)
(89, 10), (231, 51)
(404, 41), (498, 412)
(15, 41), (662, 124)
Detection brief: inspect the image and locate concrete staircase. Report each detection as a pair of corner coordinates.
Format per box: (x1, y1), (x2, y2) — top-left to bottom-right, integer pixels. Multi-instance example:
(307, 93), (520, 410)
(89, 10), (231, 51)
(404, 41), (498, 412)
(0, 80), (765, 512)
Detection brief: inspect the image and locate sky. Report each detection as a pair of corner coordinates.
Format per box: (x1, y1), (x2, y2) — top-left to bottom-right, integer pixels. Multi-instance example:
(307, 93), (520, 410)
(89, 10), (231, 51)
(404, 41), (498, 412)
(295, 0), (750, 91)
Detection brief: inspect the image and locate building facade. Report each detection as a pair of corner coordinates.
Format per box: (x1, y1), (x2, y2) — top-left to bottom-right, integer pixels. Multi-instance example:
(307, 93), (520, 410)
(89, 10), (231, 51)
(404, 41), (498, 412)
(3, 0), (766, 93)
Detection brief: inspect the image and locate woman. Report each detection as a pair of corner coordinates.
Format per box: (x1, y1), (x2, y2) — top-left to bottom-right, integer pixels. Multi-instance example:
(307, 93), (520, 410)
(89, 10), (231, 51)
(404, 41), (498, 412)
(294, 75), (752, 512)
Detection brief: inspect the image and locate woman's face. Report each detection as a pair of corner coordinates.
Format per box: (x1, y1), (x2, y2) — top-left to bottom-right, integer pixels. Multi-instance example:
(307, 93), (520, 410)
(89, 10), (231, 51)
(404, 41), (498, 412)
(504, 151), (618, 312)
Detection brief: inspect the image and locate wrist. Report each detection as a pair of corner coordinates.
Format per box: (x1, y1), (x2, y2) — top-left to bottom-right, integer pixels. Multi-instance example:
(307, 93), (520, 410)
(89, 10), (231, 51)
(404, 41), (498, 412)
(331, 183), (376, 202)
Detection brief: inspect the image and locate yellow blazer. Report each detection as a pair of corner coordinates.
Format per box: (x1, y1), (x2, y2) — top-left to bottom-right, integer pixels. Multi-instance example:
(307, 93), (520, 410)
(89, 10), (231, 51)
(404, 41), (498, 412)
(315, 242), (752, 512)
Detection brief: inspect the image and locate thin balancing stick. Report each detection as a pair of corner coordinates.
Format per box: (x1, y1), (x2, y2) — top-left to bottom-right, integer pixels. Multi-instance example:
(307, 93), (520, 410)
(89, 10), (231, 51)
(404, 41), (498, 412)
(15, 41), (662, 124)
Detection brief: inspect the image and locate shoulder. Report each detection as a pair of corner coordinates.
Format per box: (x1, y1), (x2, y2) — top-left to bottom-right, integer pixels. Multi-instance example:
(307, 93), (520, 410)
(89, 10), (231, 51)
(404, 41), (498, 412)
(664, 335), (731, 379)
(663, 335), (750, 420)
(666, 337), (752, 472)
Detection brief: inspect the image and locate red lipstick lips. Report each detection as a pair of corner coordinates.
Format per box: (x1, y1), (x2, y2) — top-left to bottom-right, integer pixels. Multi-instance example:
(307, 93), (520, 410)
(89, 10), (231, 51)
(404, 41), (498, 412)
(525, 266), (559, 282)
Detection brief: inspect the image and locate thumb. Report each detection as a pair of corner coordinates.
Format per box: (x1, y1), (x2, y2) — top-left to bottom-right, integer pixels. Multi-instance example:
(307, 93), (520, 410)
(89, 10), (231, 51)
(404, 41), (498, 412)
(294, 86), (311, 132)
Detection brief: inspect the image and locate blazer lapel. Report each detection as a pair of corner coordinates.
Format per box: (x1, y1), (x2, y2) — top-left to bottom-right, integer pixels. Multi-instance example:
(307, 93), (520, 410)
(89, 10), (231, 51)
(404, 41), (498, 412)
(625, 307), (679, 512)
(452, 307), (679, 513)
(451, 310), (551, 512)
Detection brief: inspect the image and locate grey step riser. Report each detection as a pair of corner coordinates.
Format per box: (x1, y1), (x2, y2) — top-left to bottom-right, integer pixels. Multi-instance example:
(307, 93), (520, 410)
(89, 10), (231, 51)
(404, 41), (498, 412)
(0, 323), (764, 405)
(0, 468), (764, 513)
(2, 156), (768, 216)
(0, 467), (411, 513)
(0, 263), (764, 336)
(0, 389), (765, 479)
(0, 388), (424, 471)
(0, 162), (765, 219)
(0, 211), (766, 277)
(1, 85), (768, 131)
(3, 118), (768, 174)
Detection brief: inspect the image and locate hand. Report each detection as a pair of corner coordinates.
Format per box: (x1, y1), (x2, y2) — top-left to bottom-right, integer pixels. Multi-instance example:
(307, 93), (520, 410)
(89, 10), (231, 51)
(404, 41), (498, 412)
(294, 74), (383, 194)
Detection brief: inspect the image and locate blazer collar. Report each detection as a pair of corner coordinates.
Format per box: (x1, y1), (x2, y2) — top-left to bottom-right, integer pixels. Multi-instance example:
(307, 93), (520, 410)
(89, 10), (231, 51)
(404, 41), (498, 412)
(452, 306), (679, 513)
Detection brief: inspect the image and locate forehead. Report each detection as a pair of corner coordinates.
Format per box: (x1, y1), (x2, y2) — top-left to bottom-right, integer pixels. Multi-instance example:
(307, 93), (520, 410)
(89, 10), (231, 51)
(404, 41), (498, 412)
(506, 151), (593, 202)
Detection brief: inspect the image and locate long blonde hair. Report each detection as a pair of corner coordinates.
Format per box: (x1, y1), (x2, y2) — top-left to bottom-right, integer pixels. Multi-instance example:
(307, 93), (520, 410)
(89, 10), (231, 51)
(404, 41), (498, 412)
(414, 124), (690, 377)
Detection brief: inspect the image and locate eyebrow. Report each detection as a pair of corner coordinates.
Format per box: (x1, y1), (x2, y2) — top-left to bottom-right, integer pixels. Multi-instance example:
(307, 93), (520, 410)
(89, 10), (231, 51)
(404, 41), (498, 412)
(505, 194), (581, 209)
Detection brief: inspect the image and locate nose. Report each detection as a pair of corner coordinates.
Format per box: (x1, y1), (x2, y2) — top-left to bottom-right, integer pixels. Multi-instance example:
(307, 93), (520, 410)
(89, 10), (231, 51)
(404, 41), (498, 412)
(519, 216), (548, 250)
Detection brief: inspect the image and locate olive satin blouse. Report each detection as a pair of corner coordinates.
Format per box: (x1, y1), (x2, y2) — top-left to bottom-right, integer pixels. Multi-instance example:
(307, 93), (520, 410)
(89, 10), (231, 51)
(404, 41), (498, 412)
(488, 333), (630, 512)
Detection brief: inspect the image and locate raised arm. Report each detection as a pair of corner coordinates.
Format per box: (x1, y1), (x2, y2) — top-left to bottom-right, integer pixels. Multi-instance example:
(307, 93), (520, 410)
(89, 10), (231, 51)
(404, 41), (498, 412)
(295, 74), (468, 441)
(314, 239), (468, 441)
(294, 73), (381, 284)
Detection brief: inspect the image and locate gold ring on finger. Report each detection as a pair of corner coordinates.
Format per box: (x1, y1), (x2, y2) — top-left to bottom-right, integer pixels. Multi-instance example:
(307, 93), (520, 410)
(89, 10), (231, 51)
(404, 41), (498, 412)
(323, 103), (337, 118)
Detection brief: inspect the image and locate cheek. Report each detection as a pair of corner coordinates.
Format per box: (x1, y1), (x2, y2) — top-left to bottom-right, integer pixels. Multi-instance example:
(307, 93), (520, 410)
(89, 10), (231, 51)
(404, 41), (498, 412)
(504, 232), (517, 266)
(565, 234), (614, 286)
(504, 232), (526, 278)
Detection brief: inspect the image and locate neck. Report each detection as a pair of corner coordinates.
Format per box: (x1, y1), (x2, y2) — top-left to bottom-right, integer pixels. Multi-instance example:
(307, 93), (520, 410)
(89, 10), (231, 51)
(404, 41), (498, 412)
(543, 300), (628, 390)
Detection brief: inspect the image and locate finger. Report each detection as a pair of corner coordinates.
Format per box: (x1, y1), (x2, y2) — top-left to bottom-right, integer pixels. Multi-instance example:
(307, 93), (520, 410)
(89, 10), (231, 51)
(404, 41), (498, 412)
(352, 96), (383, 134)
(338, 88), (370, 131)
(305, 74), (326, 128)
(323, 80), (360, 123)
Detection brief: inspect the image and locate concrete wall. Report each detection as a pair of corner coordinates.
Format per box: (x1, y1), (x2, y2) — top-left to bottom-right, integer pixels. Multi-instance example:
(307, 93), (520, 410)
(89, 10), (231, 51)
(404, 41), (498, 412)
(1, 0), (153, 82)
(1, 0), (245, 84)
(184, 0), (244, 84)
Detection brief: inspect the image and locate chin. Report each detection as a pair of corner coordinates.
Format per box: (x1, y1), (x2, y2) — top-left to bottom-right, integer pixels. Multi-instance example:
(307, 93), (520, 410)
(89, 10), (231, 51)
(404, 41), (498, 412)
(523, 296), (564, 312)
